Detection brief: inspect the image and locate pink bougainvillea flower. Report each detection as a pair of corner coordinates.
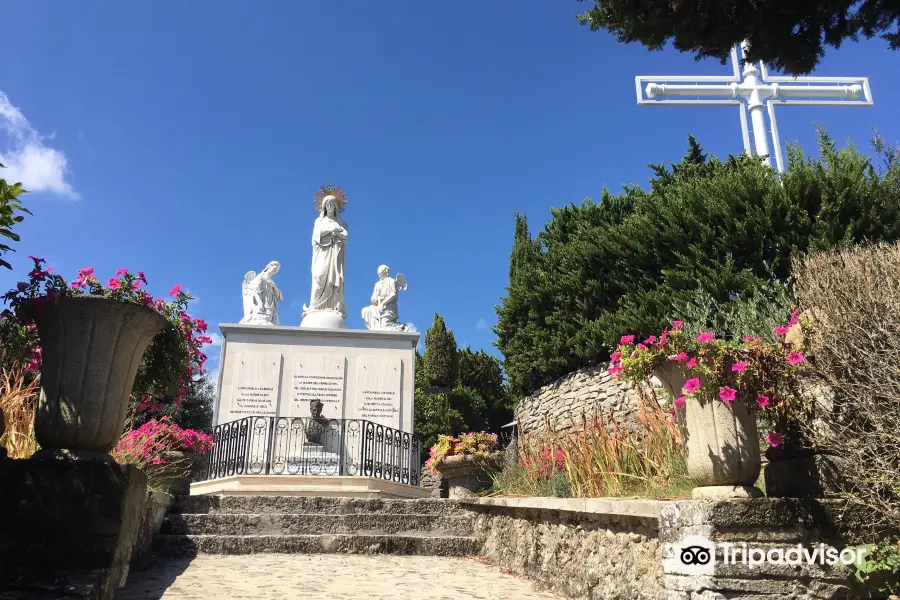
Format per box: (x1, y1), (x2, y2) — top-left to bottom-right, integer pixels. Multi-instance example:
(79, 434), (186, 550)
(786, 352), (805, 365)
(668, 352), (689, 361)
(16, 282), (27, 292)
(686, 357), (697, 369)
(718, 386), (737, 402)
(732, 360), (748, 373)
(610, 351), (622, 363)
(27, 255), (46, 264)
(169, 284), (183, 296)
(637, 343), (648, 351)
(609, 363), (624, 378)
(743, 336), (757, 343)
(775, 326), (790, 335)
(766, 432), (783, 448)
(756, 395), (770, 408)
(115, 267), (128, 276)
(696, 332), (715, 343)
(789, 309), (801, 326)
(107, 278), (121, 290)
(674, 395), (686, 409)
(683, 378), (701, 393)
(619, 335), (635, 345)
(77, 267), (95, 278)
(138, 271), (148, 285)
(659, 330), (669, 346)
(671, 320), (684, 330)
(643, 335), (656, 345)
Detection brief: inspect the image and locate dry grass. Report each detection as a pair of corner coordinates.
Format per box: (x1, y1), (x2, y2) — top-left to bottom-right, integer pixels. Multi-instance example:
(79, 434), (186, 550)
(0, 366), (40, 459)
(794, 242), (900, 535)
(493, 395), (693, 499)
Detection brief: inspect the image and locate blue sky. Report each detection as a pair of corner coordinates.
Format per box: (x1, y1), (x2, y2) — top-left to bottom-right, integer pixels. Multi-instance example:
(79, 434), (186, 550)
(2, 1), (899, 379)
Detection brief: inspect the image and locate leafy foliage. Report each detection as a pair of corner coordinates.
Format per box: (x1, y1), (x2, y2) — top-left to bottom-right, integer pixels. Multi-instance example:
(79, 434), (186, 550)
(131, 372), (215, 432)
(576, 0), (900, 75)
(414, 391), (465, 451)
(0, 165), (30, 271)
(423, 313), (459, 388)
(495, 131), (900, 396)
(853, 539), (900, 596)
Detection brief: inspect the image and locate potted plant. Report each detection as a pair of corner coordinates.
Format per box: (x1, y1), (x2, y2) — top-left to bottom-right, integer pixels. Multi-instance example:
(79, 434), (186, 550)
(113, 416), (214, 494)
(0, 258), (210, 457)
(611, 317), (807, 498)
(425, 432), (502, 498)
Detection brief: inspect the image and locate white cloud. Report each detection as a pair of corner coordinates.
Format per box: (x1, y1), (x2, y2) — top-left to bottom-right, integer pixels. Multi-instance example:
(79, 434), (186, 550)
(0, 91), (78, 199)
(475, 318), (487, 330)
(205, 332), (223, 348)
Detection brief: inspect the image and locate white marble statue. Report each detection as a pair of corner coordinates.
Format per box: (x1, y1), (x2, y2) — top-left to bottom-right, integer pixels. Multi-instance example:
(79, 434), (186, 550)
(301, 185), (349, 328)
(240, 261), (282, 325)
(361, 265), (409, 331)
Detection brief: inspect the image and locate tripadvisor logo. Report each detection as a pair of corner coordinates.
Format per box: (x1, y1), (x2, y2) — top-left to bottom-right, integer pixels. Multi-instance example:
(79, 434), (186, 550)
(665, 535), (868, 576)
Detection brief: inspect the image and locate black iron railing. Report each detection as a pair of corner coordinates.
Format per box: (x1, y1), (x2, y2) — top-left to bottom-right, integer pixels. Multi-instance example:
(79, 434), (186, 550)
(194, 416), (422, 487)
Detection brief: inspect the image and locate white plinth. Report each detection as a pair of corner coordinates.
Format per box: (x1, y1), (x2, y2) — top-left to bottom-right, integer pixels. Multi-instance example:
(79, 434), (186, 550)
(213, 323), (419, 433)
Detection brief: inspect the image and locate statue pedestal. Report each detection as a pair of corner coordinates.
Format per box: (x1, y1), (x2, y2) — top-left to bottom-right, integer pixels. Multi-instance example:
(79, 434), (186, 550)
(300, 310), (347, 329)
(212, 323), (419, 433)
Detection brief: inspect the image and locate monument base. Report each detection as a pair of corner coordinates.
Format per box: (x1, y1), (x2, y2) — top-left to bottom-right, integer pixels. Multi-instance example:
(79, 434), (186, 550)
(190, 475), (431, 499)
(214, 323), (419, 433)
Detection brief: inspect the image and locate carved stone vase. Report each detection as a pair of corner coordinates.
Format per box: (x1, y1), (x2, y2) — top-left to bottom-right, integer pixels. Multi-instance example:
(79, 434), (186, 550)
(31, 296), (169, 456)
(433, 453), (503, 499)
(654, 362), (762, 498)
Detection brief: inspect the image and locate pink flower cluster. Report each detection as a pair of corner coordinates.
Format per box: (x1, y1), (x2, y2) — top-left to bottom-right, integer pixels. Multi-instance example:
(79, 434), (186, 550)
(520, 444), (567, 480)
(113, 416), (214, 469)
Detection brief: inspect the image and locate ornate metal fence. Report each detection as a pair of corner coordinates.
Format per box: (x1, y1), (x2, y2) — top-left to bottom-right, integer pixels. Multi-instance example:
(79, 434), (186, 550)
(194, 417), (422, 487)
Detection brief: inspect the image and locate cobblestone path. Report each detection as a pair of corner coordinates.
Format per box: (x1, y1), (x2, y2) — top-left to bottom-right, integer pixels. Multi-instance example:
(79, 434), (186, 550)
(118, 554), (563, 599)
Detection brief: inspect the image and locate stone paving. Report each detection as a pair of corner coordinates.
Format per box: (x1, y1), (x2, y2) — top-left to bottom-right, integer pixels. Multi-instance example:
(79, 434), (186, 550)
(118, 554), (564, 599)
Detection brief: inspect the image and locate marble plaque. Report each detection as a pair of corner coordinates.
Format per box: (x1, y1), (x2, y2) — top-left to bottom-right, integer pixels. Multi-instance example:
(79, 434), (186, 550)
(356, 356), (401, 429)
(229, 351), (282, 418)
(291, 354), (346, 417)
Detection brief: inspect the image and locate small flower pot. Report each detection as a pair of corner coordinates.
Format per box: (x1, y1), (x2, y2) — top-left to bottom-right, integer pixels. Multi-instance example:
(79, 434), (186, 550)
(655, 362), (761, 492)
(31, 296), (169, 456)
(433, 453), (503, 498)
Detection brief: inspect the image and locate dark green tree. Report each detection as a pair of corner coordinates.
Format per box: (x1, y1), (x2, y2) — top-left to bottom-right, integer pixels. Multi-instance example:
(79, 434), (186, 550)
(0, 164), (30, 270)
(576, 0), (900, 75)
(423, 313), (459, 388)
(495, 130), (900, 396)
(457, 346), (513, 431)
(414, 391), (465, 451)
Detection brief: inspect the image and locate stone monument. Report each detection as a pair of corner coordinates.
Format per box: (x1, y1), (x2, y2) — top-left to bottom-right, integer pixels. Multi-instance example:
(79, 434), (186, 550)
(301, 185), (349, 329)
(361, 265), (410, 331)
(213, 184), (419, 435)
(240, 261), (282, 325)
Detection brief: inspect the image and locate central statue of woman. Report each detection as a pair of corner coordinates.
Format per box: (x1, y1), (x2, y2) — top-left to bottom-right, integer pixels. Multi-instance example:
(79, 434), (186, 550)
(301, 185), (349, 329)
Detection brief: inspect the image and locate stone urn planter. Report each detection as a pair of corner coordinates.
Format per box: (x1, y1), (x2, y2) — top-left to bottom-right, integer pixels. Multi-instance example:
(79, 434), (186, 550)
(433, 453), (503, 498)
(655, 361), (762, 498)
(31, 296), (169, 456)
(157, 450), (205, 495)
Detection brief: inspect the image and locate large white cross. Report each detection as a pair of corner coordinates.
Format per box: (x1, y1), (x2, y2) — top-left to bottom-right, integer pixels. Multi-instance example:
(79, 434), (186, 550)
(634, 42), (874, 172)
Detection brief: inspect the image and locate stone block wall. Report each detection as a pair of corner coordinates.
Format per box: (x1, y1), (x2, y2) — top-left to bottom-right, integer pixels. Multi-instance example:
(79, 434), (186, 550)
(465, 498), (666, 600)
(464, 497), (876, 600)
(515, 363), (654, 439)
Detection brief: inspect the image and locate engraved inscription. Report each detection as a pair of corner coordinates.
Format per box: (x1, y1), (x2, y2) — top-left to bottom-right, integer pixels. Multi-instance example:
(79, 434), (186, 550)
(356, 356), (401, 429)
(229, 352), (281, 418)
(291, 355), (346, 414)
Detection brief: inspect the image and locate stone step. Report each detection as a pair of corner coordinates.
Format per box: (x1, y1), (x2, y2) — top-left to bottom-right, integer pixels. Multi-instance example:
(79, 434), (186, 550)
(174, 495), (464, 516)
(154, 533), (478, 556)
(162, 513), (473, 536)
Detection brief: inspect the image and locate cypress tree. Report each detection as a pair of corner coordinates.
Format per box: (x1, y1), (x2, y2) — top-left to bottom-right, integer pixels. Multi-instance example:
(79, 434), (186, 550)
(423, 313), (458, 388)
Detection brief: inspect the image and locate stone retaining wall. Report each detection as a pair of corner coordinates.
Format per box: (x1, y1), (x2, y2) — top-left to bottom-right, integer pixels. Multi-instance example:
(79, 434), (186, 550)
(464, 498), (666, 600)
(463, 497), (872, 600)
(514, 363), (650, 439)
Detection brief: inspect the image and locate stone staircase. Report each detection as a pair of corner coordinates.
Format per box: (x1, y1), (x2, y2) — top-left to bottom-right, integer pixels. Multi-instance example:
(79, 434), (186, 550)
(154, 496), (479, 557)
